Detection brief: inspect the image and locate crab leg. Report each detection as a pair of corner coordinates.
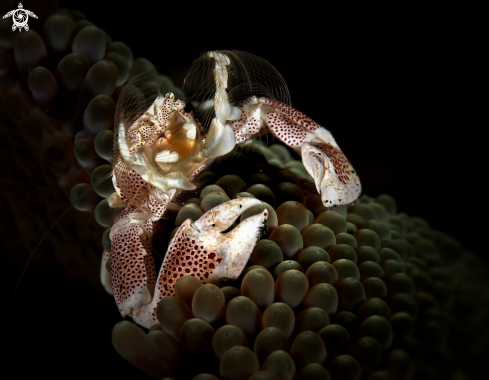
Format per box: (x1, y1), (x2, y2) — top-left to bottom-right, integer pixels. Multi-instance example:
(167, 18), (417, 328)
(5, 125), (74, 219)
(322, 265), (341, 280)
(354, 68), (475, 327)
(229, 96), (362, 206)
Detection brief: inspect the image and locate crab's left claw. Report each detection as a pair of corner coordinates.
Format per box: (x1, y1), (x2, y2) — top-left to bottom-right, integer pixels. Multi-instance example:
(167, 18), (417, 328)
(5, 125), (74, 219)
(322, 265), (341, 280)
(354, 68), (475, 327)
(230, 97), (362, 207)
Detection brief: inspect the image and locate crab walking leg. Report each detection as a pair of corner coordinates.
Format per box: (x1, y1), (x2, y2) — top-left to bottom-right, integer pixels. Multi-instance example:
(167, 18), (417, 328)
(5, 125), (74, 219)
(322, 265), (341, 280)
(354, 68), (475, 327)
(131, 197), (268, 328)
(229, 97), (362, 206)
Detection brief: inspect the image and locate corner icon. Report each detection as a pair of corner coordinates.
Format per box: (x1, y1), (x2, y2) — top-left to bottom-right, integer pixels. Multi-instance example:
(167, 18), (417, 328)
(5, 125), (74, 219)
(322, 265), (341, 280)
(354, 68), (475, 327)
(3, 3), (38, 32)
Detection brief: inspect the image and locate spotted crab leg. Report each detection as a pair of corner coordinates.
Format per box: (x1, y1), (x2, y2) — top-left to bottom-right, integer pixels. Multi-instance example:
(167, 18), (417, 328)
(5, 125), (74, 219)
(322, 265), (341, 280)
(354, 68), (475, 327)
(229, 96), (362, 206)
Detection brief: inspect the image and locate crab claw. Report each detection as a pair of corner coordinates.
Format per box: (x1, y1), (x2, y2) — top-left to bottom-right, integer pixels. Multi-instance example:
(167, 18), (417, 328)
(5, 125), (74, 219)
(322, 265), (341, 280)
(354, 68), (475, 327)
(302, 141), (361, 206)
(158, 197), (268, 293)
(228, 97), (362, 207)
(132, 197), (268, 328)
(192, 197), (268, 281)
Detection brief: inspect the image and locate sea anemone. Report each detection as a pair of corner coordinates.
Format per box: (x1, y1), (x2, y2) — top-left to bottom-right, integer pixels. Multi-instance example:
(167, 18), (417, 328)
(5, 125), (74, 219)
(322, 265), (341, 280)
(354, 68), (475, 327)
(108, 151), (489, 379)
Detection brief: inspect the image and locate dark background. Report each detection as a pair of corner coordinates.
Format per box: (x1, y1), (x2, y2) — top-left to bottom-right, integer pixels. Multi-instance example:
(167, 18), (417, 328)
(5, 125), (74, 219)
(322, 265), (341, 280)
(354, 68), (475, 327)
(52, 0), (483, 258)
(2, 0), (484, 379)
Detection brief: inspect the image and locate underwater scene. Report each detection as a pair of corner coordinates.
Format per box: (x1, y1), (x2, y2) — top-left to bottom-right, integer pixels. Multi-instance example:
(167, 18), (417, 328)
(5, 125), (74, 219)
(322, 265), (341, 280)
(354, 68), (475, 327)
(1, 1), (486, 379)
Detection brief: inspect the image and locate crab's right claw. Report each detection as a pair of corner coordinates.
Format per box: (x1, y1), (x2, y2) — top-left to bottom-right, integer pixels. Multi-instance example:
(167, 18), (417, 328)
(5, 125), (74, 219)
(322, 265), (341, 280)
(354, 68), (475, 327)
(302, 141), (361, 207)
(154, 197), (268, 298)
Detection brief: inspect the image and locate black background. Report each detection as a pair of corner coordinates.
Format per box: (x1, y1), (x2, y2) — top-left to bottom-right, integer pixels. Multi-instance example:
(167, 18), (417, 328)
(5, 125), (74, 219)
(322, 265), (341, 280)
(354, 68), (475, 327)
(2, 0), (485, 379)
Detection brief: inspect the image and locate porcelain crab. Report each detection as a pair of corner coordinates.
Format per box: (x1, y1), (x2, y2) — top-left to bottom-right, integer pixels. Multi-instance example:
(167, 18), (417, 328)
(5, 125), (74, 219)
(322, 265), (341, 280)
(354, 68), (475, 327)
(100, 51), (362, 328)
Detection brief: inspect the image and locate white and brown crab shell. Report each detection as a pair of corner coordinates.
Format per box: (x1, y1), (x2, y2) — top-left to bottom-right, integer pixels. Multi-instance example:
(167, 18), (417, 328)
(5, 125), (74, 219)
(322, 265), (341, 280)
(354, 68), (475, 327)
(111, 75), (211, 220)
